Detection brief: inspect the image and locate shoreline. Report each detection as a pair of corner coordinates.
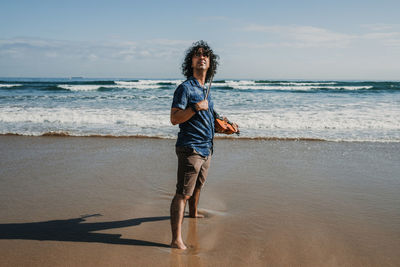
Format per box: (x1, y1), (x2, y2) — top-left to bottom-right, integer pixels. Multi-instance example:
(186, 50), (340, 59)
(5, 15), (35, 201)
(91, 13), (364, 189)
(2, 132), (399, 143)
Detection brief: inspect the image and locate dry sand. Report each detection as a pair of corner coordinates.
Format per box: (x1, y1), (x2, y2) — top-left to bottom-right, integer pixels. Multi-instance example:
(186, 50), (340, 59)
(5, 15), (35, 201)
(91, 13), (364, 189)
(0, 136), (399, 266)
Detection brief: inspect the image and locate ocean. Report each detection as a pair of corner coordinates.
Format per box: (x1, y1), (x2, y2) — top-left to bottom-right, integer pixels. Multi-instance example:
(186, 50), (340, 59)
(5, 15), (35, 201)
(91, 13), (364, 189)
(0, 78), (399, 142)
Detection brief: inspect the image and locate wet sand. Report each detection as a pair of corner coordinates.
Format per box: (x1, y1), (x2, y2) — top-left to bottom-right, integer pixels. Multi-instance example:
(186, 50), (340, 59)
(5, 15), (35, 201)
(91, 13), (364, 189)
(0, 136), (399, 266)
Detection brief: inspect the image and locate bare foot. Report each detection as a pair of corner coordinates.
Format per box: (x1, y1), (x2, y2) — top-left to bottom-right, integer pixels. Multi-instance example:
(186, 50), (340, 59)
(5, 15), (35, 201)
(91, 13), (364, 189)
(171, 240), (187, 250)
(189, 213), (205, 218)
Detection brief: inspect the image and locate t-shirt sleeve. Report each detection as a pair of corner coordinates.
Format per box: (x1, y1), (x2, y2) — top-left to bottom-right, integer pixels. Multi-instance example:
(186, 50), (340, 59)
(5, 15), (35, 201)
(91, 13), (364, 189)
(171, 84), (189, 110)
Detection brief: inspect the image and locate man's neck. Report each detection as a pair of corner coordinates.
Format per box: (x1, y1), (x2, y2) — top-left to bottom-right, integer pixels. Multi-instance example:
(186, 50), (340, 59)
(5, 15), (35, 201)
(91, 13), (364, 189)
(193, 71), (207, 86)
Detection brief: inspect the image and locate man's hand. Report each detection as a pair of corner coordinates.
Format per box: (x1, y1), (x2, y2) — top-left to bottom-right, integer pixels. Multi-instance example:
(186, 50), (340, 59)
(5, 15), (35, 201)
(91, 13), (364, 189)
(222, 116), (240, 134)
(223, 116), (240, 134)
(194, 100), (208, 111)
(232, 122), (240, 133)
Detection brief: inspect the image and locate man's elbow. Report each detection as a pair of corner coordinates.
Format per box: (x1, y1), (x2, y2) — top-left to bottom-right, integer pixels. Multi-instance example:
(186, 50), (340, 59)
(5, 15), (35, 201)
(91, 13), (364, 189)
(170, 116), (179, 125)
(170, 108), (180, 125)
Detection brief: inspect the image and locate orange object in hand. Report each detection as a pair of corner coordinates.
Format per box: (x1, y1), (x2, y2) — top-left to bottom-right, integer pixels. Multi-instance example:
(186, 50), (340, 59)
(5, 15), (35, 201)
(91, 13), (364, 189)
(214, 117), (239, 135)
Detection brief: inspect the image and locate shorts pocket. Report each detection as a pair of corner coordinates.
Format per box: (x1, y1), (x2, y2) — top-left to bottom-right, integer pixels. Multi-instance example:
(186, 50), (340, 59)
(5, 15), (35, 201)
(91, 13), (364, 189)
(176, 146), (195, 155)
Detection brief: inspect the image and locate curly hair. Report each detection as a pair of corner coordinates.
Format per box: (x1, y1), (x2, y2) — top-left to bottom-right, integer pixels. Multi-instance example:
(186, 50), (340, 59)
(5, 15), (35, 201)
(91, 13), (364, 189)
(181, 40), (219, 83)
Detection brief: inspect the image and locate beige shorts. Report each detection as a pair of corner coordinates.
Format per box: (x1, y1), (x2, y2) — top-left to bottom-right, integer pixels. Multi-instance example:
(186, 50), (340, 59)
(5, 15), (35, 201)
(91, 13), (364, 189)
(175, 146), (211, 196)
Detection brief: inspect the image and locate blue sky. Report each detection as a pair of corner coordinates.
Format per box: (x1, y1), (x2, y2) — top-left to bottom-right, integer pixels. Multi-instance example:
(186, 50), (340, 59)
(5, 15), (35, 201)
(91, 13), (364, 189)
(1, 0), (399, 80)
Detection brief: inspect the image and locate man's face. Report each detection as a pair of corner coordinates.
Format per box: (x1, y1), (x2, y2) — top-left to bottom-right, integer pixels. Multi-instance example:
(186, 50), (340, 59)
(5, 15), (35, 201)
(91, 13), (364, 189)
(191, 48), (210, 71)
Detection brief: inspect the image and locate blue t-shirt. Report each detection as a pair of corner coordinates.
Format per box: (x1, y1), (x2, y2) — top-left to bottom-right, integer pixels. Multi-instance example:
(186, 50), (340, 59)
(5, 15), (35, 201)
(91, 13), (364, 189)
(171, 77), (215, 157)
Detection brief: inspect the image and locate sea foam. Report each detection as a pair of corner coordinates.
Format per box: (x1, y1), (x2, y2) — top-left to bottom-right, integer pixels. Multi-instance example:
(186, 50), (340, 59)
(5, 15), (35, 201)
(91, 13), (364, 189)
(1, 78), (399, 141)
(0, 84), (22, 88)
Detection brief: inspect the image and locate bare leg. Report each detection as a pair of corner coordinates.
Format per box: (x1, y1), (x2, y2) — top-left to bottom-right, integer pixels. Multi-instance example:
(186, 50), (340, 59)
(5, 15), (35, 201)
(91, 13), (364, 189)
(189, 187), (204, 218)
(170, 194), (190, 249)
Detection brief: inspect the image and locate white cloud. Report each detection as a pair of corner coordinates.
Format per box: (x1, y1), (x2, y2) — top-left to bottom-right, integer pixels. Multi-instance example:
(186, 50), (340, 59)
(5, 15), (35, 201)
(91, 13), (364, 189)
(361, 31), (400, 47)
(0, 37), (194, 77)
(363, 32), (400, 39)
(361, 23), (400, 32)
(240, 24), (356, 48)
(0, 37), (190, 61)
(381, 38), (400, 47)
(238, 23), (400, 48)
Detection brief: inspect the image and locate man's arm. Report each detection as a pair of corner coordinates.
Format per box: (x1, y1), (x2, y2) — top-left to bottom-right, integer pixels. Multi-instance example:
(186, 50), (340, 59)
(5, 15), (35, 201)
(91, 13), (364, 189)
(170, 100), (209, 125)
(170, 107), (195, 125)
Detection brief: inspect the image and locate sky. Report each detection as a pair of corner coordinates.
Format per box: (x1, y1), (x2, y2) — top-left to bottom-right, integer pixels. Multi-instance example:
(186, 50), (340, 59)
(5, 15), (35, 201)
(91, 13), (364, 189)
(1, 0), (399, 80)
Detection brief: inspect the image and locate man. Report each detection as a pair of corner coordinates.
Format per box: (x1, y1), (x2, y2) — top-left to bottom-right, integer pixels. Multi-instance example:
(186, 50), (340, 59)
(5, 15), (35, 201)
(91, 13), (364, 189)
(170, 40), (238, 249)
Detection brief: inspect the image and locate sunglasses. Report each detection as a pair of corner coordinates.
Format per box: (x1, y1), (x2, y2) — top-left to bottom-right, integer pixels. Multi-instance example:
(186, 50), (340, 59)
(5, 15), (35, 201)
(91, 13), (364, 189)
(193, 51), (210, 57)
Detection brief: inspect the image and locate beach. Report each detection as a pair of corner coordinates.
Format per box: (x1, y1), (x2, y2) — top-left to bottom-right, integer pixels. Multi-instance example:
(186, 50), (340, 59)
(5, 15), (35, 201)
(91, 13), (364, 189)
(0, 136), (399, 266)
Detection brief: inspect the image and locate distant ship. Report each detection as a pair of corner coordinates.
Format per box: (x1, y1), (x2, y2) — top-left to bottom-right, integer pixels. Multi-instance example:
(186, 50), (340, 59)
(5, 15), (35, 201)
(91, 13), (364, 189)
(69, 77), (84, 80)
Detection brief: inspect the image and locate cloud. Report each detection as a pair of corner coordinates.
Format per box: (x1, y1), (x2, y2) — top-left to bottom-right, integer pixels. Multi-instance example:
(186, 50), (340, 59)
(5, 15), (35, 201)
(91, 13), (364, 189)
(360, 31), (400, 47)
(240, 24), (356, 48)
(237, 23), (400, 49)
(363, 32), (400, 39)
(358, 24), (400, 47)
(0, 37), (191, 61)
(361, 23), (400, 32)
(0, 37), (195, 76)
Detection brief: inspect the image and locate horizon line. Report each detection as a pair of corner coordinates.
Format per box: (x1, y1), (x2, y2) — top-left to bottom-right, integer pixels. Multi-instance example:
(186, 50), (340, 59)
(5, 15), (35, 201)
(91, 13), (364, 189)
(1, 76), (399, 82)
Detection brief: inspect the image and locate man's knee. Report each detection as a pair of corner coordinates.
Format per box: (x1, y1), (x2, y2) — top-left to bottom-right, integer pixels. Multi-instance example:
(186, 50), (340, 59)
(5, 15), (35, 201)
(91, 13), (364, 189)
(175, 193), (191, 201)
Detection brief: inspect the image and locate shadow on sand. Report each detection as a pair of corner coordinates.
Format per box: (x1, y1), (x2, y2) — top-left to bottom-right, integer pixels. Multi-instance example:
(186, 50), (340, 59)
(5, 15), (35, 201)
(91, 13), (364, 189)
(0, 214), (170, 248)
